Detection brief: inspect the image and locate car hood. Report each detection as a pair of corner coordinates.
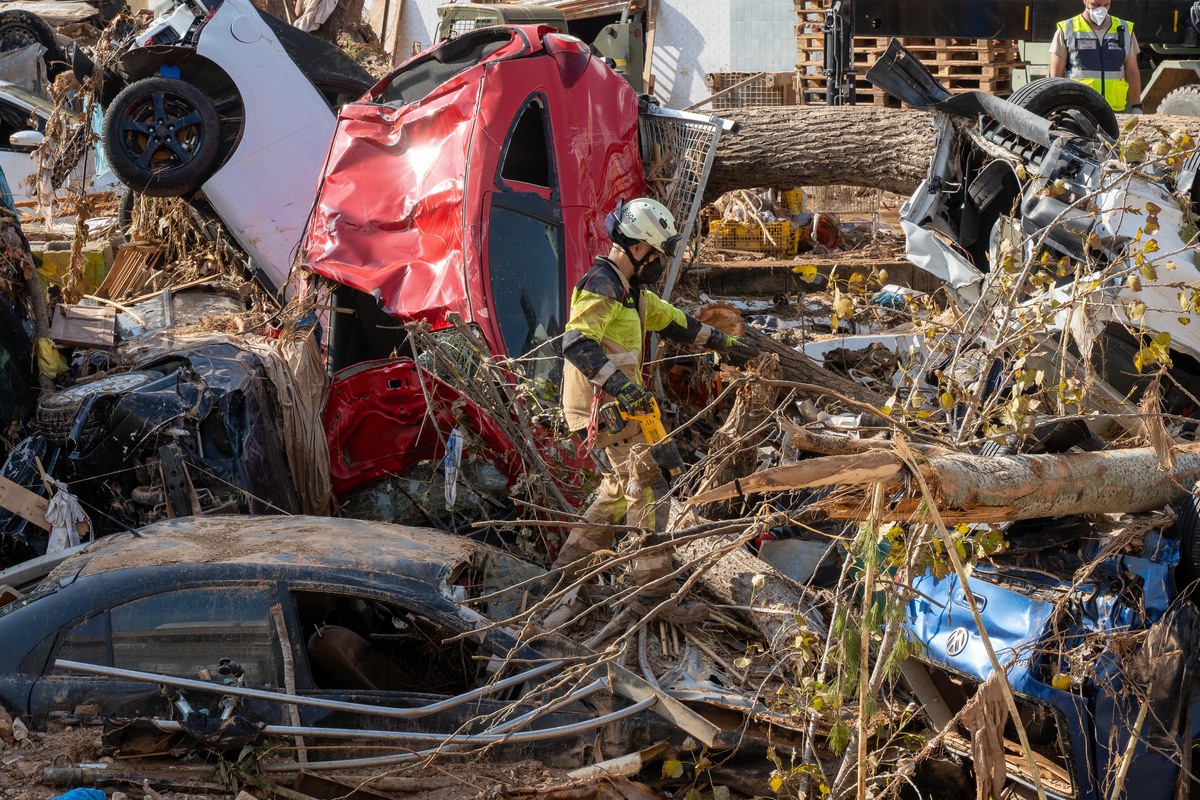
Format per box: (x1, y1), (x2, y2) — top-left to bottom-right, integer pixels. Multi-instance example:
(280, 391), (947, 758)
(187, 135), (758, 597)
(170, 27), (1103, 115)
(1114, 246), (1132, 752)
(300, 25), (646, 348)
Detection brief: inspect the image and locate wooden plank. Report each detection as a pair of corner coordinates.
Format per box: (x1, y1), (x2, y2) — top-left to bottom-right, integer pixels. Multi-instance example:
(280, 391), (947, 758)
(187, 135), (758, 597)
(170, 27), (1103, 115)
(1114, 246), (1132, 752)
(641, 0), (655, 91)
(95, 243), (162, 300)
(0, 476), (50, 532)
(49, 304), (117, 348)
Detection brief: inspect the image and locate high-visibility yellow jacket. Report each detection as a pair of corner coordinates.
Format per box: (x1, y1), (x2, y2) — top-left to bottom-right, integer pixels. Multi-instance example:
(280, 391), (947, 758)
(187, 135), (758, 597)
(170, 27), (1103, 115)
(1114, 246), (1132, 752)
(560, 256), (723, 433)
(1057, 14), (1134, 111)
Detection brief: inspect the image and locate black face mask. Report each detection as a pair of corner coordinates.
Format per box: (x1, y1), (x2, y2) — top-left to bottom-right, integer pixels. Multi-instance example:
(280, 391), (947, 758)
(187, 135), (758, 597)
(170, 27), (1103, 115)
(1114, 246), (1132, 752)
(629, 248), (664, 285)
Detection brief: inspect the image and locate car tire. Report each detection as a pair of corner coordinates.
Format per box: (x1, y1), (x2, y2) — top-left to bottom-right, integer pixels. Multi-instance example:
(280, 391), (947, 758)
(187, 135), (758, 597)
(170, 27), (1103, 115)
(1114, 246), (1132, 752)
(1157, 84), (1200, 117)
(103, 77), (222, 198)
(1007, 77), (1119, 139)
(36, 370), (160, 444)
(0, 10), (66, 79)
(1175, 486), (1200, 598)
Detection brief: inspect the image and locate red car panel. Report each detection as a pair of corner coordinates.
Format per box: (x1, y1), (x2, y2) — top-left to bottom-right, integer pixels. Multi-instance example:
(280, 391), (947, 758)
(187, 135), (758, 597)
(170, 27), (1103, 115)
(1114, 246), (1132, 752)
(324, 358), (523, 497)
(301, 25), (647, 355)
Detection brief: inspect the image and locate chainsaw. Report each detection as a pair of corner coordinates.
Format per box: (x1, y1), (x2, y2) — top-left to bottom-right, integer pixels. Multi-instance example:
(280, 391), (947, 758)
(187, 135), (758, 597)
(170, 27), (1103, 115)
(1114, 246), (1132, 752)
(598, 398), (684, 483)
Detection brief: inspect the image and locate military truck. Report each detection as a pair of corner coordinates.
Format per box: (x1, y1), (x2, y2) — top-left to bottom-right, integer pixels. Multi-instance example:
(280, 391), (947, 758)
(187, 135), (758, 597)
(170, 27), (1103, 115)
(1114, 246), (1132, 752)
(434, 2), (645, 91)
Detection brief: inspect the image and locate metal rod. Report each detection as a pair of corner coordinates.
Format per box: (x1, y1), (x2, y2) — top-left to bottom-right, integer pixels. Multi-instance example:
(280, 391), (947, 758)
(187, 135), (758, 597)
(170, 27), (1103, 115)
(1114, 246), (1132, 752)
(261, 695), (657, 772)
(54, 658), (566, 720)
(489, 678), (608, 734)
(154, 678), (620, 744)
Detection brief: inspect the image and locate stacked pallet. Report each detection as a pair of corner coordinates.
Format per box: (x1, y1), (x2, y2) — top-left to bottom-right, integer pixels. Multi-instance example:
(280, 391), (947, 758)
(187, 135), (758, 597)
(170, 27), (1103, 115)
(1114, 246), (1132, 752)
(794, 1), (1024, 106)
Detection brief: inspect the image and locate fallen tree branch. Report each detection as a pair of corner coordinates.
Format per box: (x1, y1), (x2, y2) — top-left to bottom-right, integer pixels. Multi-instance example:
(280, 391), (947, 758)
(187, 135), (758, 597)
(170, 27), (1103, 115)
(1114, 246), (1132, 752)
(689, 441), (1200, 521)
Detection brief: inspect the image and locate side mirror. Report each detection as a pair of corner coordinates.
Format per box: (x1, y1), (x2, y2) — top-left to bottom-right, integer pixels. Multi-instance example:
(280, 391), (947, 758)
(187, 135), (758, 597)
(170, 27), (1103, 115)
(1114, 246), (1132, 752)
(9, 130), (44, 152)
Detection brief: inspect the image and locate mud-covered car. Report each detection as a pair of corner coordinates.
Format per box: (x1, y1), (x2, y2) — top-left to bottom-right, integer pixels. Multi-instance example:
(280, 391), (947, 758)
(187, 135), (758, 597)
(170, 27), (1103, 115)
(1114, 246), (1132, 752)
(0, 515), (715, 761)
(0, 336), (299, 568)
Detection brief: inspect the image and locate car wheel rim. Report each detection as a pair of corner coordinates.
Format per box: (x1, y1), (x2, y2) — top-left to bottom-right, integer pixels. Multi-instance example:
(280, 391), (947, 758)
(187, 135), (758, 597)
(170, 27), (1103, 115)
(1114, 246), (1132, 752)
(118, 90), (206, 171)
(0, 28), (38, 49)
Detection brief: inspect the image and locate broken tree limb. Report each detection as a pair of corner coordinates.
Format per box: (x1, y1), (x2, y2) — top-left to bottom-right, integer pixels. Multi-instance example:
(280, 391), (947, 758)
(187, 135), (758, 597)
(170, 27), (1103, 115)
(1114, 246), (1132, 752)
(705, 106), (936, 202)
(688, 441), (1200, 523)
(695, 353), (782, 519)
(687, 451), (904, 505)
(675, 519), (827, 676)
(740, 327), (887, 408)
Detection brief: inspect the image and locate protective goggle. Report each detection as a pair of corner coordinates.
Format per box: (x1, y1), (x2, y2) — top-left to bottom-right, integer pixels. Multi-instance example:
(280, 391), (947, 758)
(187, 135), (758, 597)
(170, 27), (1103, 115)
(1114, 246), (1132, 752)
(660, 233), (683, 258)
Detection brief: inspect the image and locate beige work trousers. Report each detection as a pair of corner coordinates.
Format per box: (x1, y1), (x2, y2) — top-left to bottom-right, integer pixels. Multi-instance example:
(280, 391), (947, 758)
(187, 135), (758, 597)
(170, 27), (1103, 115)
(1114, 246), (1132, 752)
(553, 440), (673, 589)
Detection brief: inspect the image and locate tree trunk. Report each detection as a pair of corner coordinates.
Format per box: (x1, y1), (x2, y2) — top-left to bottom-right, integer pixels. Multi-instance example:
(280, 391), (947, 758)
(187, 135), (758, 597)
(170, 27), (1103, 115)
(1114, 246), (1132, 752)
(688, 442), (1200, 523)
(705, 107), (1200, 202)
(705, 106), (937, 202)
(677, 530), (827, 650)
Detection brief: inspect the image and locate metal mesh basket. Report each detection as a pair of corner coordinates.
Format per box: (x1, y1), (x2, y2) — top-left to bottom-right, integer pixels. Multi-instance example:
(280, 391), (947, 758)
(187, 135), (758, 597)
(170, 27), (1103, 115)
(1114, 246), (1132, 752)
(638, 103), (735, 301)
(803, 184), (882, 220)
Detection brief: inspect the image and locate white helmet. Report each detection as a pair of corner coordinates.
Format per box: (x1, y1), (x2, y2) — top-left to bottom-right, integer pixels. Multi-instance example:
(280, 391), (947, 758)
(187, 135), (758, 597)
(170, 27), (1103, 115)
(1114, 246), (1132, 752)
(606, 197), (683, 257)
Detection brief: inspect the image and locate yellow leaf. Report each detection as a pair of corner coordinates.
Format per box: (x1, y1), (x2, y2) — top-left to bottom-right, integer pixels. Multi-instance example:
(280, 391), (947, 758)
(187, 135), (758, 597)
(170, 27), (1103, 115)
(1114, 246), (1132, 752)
(792, 263), (818, 280)
(1144, 238), (1160, 254)
(833, 294), (854, 319)
(939, 391), (954, 410)
(734, 656), (752, 669)
(663, 759), (685, 779)
(770, 774), (784, 793)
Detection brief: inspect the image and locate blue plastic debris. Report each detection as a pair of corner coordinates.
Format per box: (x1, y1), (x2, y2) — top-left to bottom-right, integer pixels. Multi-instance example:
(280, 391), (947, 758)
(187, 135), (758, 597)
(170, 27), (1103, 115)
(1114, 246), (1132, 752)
(52, 790), (106, 800)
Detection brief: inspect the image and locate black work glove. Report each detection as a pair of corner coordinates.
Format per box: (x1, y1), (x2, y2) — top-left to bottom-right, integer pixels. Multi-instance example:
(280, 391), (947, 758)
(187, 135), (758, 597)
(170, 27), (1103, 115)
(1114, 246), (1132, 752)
(722, 334), (756, 368)
(602, 371), (655, 415)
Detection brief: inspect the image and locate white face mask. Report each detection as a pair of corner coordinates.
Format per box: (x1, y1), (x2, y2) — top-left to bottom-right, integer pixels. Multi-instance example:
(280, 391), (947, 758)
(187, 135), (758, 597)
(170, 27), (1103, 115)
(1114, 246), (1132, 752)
(1088, 6), (1109, 25)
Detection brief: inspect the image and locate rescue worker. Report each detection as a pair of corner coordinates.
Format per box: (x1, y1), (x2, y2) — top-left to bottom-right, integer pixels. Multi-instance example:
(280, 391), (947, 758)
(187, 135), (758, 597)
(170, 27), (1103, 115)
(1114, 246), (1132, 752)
(553, 197), (752, 617)
(1049, 0), (1143, 113)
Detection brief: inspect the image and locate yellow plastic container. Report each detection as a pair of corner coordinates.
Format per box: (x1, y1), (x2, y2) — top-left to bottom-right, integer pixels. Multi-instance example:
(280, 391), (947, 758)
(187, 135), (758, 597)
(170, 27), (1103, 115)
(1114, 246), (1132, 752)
(783, 189), (805, 214)
(709, 219), (796, 256)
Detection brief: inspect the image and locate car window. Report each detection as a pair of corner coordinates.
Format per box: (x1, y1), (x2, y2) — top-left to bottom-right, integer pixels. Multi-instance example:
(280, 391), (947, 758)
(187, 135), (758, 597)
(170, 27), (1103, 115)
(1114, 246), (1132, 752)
(57, 613), (110, 666)
(292, 590), (480, 695)
(108, 586), (281, 686)
(486, 203), (563, 384)
(500, 99), (552, 190)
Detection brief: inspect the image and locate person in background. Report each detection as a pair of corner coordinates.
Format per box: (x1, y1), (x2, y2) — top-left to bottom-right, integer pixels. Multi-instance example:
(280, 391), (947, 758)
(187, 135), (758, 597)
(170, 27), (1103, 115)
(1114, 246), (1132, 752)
(1050, 0), (1143, 113)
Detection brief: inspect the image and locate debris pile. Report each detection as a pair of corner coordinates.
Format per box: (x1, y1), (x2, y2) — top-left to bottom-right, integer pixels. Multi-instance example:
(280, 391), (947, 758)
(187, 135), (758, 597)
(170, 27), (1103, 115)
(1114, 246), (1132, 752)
(0, 9), (1199, 800)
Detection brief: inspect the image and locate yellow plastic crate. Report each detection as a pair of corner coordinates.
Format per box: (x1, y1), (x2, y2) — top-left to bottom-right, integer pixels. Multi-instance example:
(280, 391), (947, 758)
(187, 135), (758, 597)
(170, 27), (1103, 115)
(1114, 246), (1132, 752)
(783, 189), (805, 214)
(709, 219), (796, 256)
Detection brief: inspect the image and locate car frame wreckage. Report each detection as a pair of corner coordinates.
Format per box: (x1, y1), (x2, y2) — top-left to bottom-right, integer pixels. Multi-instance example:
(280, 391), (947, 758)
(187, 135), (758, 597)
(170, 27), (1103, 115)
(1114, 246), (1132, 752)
(862, 43), (1200, 800)
(0, 516), (753, 769)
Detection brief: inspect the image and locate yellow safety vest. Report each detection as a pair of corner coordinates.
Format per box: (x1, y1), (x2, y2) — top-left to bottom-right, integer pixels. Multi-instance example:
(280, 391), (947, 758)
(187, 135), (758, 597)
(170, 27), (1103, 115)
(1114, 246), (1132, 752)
(1057, 14), (1134, 111)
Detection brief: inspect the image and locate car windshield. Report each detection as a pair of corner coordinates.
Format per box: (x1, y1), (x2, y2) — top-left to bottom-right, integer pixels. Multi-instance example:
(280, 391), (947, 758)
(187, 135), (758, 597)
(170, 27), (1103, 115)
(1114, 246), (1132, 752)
(0, 82), (61, 117)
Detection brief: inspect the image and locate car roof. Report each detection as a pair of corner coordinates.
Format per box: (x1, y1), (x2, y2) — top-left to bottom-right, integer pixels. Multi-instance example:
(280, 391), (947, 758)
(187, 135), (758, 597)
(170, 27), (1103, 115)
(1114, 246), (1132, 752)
(45, 515), (479, 586)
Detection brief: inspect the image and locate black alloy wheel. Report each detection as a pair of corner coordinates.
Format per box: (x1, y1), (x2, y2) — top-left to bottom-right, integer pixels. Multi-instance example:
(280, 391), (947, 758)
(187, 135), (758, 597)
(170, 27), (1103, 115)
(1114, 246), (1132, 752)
(103, 76), (222, 197)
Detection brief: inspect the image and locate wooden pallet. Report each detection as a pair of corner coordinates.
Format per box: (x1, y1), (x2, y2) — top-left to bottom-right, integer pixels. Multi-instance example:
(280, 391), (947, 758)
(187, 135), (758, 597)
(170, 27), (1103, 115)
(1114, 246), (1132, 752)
(794, 1), (1024, 104)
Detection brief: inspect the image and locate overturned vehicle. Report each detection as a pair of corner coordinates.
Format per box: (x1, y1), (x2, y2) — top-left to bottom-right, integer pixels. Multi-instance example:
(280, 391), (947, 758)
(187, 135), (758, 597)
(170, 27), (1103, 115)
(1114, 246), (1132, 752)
(863, 42), (1200, 800)
(302, 23), (733, 535)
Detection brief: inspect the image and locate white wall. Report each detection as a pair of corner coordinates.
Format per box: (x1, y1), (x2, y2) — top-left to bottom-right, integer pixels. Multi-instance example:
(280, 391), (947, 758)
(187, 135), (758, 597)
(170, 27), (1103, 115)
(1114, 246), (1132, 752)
(393, 0), (797, 107)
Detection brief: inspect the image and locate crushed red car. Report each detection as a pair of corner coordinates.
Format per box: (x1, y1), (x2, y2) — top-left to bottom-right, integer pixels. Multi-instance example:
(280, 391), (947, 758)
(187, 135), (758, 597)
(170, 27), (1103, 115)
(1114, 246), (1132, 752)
(303, 25), (654, 523)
